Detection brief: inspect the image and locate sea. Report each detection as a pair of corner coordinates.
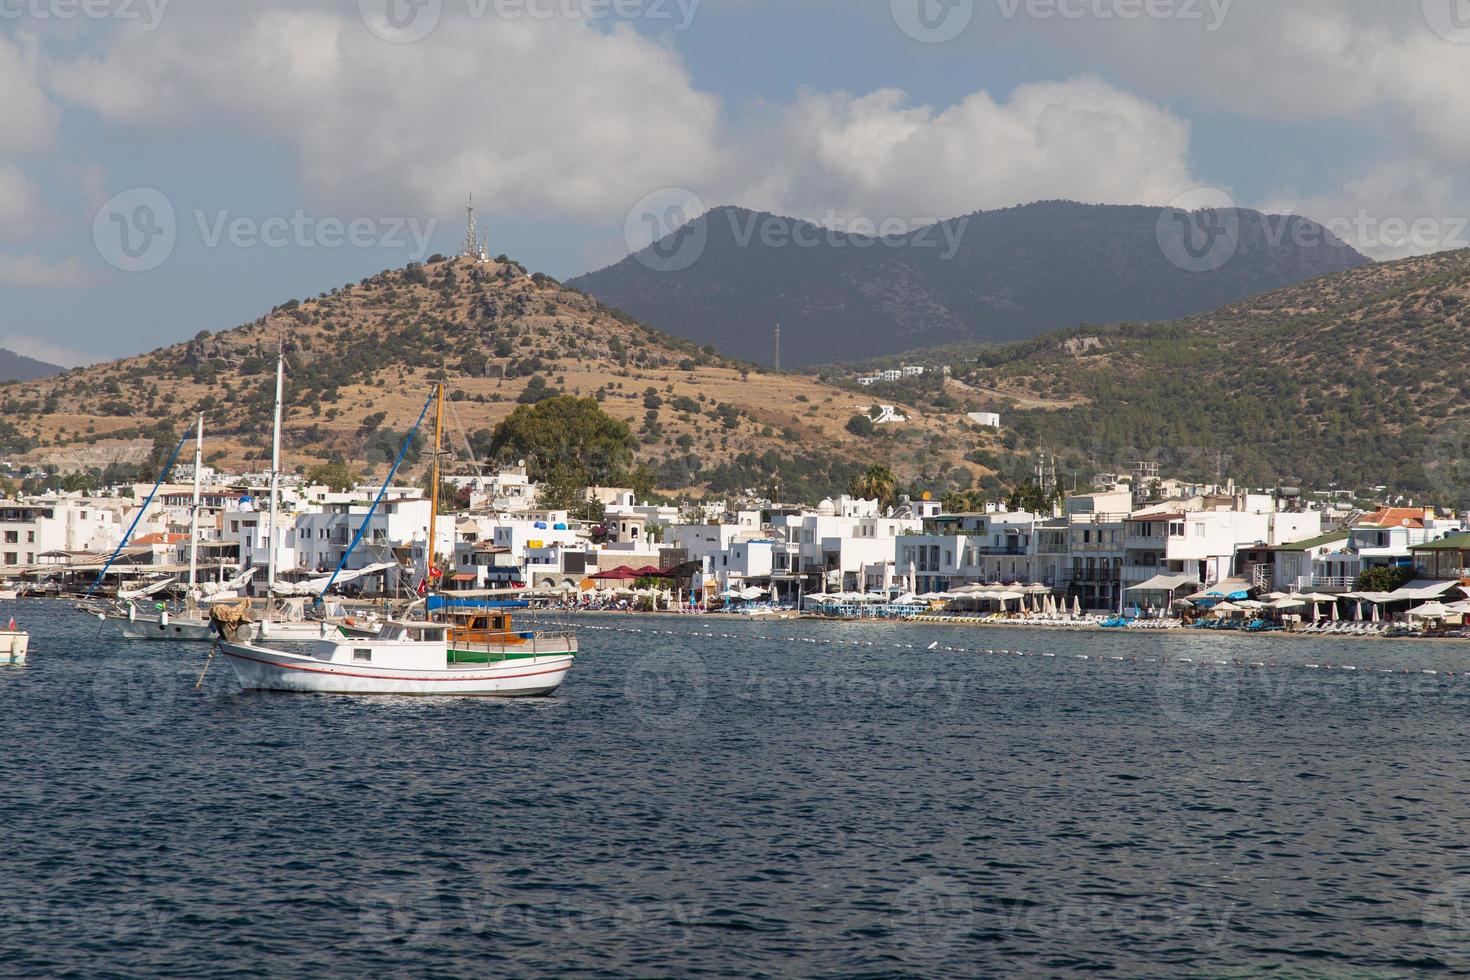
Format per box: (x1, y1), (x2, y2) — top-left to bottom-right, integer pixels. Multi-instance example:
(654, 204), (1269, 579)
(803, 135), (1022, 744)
(4, 601), (1470, 977)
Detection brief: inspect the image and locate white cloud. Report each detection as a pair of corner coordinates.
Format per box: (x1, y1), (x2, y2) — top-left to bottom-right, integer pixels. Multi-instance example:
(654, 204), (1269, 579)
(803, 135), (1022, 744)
(739, 76), (1199, 223)
(50, 5), (726, 222)
(0, 33), (59, 155)
(990, 2), (1470, 242)
(1261, 158), (1470, 261)
(47, 5), (1204, 252)
(0, 253), (90, 289)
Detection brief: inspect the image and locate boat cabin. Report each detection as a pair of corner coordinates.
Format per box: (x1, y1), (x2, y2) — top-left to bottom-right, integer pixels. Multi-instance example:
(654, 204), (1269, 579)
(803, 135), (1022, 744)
(376, 621), (449, 643)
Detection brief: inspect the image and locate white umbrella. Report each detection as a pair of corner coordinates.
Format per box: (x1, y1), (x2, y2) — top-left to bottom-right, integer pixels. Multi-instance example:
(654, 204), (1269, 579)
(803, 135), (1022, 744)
(1407, 601), (1451, 620)
(1354, 601), (1363, 622)
(1371, 604), (1380, 623)
(1072, 595), (1081, 617)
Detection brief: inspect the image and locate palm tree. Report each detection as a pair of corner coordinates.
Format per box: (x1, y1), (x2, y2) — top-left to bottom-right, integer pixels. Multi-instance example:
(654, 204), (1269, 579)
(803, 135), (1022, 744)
(850, 465), (898, 510)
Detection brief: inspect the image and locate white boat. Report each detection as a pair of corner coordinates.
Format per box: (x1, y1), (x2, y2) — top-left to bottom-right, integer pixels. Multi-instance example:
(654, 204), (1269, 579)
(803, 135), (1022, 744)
(218, 619), (576, 697)
(0, 627), (28, 665)
(117, 610), (215, 642)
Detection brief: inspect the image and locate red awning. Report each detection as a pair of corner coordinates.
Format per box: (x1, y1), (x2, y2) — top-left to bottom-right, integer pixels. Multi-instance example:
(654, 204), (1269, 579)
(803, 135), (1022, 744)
(592, 565), (639, 580)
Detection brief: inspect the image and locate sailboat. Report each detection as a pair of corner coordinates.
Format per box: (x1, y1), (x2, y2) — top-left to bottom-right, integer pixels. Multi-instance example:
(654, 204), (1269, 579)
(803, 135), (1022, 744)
(88, 413), (222, 641)
(214, 382), (577, 696)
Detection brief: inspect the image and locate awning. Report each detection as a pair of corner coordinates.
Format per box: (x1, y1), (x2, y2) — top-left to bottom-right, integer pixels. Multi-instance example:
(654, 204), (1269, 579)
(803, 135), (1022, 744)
(1126, 574), (1201, 593)
(450, 573), (476, 582)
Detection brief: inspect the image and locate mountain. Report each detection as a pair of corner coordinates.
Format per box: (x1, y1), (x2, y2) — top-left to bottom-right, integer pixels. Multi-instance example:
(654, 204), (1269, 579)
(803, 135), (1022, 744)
(567, 201), (1371, 367)
(886, 248), (1470, 503)
(0, 348), (61, 382)
(0, 256), (1007, 501)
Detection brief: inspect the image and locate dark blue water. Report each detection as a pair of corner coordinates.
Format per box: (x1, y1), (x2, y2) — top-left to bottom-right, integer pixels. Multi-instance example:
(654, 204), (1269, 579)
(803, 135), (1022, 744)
(6, 602), (1470, 977)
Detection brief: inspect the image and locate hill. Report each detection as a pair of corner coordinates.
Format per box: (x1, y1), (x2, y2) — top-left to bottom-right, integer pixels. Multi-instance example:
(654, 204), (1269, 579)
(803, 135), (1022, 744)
(0, 256), (1013, 501)
(0, 348), (61, 382)
(567, 200), (1371, 367)
(877, 249), (1470, 503)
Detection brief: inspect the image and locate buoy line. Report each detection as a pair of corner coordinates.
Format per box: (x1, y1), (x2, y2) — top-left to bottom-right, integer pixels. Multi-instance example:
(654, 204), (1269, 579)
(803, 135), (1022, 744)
(529, 620), (1469, 681)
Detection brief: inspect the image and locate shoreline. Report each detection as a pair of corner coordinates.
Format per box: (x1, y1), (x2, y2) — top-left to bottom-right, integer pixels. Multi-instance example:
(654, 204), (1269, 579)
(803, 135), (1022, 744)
(526, 607), (1468, 642)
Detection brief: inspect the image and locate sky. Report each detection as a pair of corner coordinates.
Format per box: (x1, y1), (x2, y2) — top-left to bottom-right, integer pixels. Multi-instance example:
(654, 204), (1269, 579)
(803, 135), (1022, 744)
(3, 0), (1470, 366)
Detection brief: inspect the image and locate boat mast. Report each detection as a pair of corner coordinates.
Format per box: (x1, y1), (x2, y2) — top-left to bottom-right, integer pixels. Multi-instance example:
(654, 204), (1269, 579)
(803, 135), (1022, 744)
(266, 348), (284, 597)
(188, 412), (203, 593)
(425, 381), (445, 597)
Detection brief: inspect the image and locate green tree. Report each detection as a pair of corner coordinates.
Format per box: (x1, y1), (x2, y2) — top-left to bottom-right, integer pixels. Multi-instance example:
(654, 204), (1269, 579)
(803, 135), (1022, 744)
(489, 396), (637, 488)
(846, 414), (877, 438)
(1005, 479), (1062, 514)
(850, 465), (898, 510)
(1354, 566), (1413, 592)
(308, 461), (361, 493)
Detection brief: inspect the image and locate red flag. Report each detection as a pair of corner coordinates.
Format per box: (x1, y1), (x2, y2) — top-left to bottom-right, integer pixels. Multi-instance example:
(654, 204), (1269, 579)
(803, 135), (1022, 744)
(416, 579), (428, 597)
(6, 617), (13, 631)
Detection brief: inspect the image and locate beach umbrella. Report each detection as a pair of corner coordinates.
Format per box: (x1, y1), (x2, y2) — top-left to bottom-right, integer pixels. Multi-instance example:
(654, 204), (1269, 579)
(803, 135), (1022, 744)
(1072, 595), (1081, 617)
(1354, 601), (1363, 622)
(1371, 604), (1380, 623)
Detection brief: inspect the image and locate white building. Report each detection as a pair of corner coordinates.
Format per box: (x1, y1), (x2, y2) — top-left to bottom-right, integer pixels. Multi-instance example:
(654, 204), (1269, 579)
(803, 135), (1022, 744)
(0, 499), (122, 566)
(967, 412), (1001, 429)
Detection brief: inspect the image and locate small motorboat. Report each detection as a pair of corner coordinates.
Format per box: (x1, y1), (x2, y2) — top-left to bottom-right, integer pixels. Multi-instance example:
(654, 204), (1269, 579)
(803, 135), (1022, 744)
(0, 620), (28, 665)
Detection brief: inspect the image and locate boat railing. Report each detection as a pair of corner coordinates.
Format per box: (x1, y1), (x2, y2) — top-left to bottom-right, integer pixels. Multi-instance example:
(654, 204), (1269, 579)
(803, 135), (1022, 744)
(455, 630), (578, 657)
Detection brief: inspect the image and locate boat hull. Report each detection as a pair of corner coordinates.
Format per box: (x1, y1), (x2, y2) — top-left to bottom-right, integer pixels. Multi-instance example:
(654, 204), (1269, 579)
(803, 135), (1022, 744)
(0, 630), (28, 665)
(114, 615), (216, 642)
(218, 640), (574, 697)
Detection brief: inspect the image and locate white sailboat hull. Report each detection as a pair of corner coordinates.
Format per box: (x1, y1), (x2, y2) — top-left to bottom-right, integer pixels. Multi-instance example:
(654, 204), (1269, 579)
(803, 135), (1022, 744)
(219, 640), (574, 697)
(0, 630), (27, 665)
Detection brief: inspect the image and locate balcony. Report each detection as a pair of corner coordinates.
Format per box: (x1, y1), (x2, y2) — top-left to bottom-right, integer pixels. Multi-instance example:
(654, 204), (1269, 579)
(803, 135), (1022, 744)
(1068, 567), (1122, 583)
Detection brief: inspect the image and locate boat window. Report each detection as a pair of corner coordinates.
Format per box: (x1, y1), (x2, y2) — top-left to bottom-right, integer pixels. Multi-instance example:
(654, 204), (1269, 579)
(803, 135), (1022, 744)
(353, 649), (372, 663)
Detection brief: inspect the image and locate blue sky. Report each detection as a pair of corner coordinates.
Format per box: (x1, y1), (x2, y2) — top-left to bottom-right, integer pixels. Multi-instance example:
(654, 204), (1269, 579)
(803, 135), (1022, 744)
(2, 0), (1468, 365)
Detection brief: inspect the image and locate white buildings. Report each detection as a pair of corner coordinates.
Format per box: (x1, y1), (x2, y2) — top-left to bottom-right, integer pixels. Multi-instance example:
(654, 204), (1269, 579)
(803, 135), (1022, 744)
(0, 499), (122, 566)
(1122, 496), (1323, 592)
(967, 412), (1001, 429)
(870, 405), (907, 425)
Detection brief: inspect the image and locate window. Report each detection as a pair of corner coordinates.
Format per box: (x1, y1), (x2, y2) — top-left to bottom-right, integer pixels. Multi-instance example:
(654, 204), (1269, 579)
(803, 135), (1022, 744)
(3, 532), (16, 544)
(25, 532), (33, 544)
(3, 553), (15, 565)
(353, 649), (372, 663)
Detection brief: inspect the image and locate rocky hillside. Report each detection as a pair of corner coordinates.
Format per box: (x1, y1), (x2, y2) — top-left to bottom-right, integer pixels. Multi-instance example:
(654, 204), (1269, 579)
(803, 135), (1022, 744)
(892, 249), (1470, 502)
(0, 256), (1009, 500)
(567, 200), (1371, 367)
